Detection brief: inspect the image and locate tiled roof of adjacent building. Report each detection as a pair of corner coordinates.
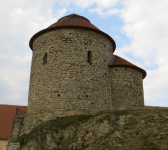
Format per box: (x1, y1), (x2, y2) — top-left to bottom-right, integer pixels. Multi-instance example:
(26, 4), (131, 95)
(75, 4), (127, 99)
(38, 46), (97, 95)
(29, 14), (116, 51)
(145, 106), (168, 109)
(0, 104), (27, 139)
(108, 55), (147, 79)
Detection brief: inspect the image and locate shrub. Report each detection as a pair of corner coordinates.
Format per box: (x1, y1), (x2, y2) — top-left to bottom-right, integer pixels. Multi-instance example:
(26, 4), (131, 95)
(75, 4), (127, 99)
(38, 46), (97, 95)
(15, 135), (26, 145)
(142, 134), (148, 139)
(149, 141), (155, 146)
(158, 114), (162, 117)
(164, 118), (168, 121)
(135, 130), (140, 135)
(149, 146), (159, 150)
(143, 139), (148, 146)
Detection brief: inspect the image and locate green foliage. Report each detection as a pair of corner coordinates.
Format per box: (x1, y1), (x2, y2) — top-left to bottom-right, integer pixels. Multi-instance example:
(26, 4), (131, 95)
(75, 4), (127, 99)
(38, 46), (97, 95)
(14, 135), (26, 145)
(14, 114), (92, 147)
(124, 125), (128, 129)
(135, 130), (140, 135)
(149, 146), (159, 150)
(142, 134), (148, 139)
(149, 141), (155, 146)
(158, 114), (162, 117)
(143, 139), (148, 146)
(55, 128), (59, 133)
(164, 118), (168, 121)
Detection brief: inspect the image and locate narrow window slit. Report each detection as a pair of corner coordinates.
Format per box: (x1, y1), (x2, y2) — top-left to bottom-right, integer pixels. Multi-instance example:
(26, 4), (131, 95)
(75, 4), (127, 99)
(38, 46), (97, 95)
(87, 51), (91, 64)
(43, 53), (47, 65)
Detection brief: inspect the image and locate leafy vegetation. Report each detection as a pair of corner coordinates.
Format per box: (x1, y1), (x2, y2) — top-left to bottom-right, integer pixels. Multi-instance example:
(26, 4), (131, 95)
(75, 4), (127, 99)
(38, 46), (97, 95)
(13, 108), (168, 149)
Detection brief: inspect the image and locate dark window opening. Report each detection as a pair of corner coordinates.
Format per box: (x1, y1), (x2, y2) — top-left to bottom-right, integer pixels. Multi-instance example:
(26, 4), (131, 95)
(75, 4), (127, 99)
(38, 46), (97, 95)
(43, 53), (47, 65)
(116, 69), (117, 71)
(86, 95), (88, 98)
(87, 51), (91, 64)
(58, 94), (60, 97)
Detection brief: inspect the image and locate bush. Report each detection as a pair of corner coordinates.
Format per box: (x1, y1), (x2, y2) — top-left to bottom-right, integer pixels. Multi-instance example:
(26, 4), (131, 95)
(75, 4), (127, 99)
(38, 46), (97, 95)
(149, 146), (159, 150)
(149, 141), (155, 146)
(164, 118), (168, 121)
(142, 134), (148, 139)
(143, 139), (148, 146)
(15, 135), (26, 145)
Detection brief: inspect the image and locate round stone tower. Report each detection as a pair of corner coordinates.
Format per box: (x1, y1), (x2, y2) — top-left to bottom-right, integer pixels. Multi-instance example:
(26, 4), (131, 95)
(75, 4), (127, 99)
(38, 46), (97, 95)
(108, 55), (147, 110)
(28, 14), (116, 116)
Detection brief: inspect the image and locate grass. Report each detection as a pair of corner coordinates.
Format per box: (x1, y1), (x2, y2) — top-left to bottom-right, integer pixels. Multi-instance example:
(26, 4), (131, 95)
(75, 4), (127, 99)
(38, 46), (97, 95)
(14, 134), (26, 145)
(143, 139), (148, 146)
(157, 114), (162, 117)
(13, 109), (166, 149)
(164, 118), (168, 121)
(142, 134), (148, 139)
(149, 146), (159, 150)
(14, 114), (92, 146)
(149, 141), (155, 146)
(135, 130), (140, 135)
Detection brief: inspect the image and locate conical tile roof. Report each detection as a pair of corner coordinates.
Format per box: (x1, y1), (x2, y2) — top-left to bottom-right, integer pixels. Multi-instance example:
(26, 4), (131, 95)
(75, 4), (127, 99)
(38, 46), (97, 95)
(108, 55), (147, 79)
(29, 14), (116, 51)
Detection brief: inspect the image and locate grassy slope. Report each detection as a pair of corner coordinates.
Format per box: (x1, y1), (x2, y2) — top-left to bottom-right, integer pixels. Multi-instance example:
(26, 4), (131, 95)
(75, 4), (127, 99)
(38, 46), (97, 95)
(16, 108), (168, 150)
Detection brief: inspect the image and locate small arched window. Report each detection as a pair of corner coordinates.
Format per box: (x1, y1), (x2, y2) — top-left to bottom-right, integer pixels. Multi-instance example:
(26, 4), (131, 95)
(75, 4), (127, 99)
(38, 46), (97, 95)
(87, 51), (91, 64)
(43, 53), (47, 65)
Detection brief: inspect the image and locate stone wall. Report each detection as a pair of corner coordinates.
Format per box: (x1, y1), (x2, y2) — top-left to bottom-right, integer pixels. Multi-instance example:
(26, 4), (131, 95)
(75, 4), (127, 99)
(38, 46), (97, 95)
(110, 66), (144, 110)
(28, 28), (114, 116)
(8, 116), (24, 143)
(6, 116), (24, 150)
(6, 143), (20, 150)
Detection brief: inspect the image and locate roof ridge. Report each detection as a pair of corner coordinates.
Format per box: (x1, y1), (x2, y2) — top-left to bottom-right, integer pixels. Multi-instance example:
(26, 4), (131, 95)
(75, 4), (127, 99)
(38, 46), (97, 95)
(58, 14), (90, 23)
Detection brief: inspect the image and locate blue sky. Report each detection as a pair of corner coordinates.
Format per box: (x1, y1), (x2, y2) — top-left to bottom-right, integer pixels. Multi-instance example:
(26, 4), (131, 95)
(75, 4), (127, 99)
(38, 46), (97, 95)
(0, 0), (168, 107)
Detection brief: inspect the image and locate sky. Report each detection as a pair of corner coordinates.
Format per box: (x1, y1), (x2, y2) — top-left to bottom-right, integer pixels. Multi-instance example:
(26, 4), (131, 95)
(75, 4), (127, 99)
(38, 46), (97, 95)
(0, 0), (168, 107)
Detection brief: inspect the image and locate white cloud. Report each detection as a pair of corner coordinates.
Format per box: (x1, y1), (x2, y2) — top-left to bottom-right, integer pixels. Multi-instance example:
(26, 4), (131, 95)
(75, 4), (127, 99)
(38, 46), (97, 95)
(74, 0), (121, 9)
(114, 0), (168, 106)
(89, 0), (168, 106)
(90, 7), (121, 16)
(1, 0), (168, 107)
(0, 0), (67, 105)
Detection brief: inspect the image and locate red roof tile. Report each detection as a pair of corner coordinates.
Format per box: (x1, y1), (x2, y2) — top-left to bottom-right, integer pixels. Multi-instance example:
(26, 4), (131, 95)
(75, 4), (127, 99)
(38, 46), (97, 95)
(108, 55), (147, 79)
(145, 106), (168, 109)
(0, 104), (27, 139)
(29, 14), (116, 51)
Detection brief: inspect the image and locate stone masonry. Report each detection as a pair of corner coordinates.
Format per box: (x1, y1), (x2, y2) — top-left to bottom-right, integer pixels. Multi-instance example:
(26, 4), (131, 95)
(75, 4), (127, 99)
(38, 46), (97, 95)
(28, 28), (113, 116)
(110, 66), (144, 110)
(8, 14), (147, 139)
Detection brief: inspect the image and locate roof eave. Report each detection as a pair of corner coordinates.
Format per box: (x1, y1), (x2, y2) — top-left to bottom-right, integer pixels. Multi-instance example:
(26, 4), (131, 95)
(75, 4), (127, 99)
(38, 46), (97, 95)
(108, 64), (147, 79)
(29, 26), (116, 52)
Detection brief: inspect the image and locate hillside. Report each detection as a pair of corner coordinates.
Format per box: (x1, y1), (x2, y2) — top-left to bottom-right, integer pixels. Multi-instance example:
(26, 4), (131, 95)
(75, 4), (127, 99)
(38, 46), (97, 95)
(15, 108), (168, 150)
